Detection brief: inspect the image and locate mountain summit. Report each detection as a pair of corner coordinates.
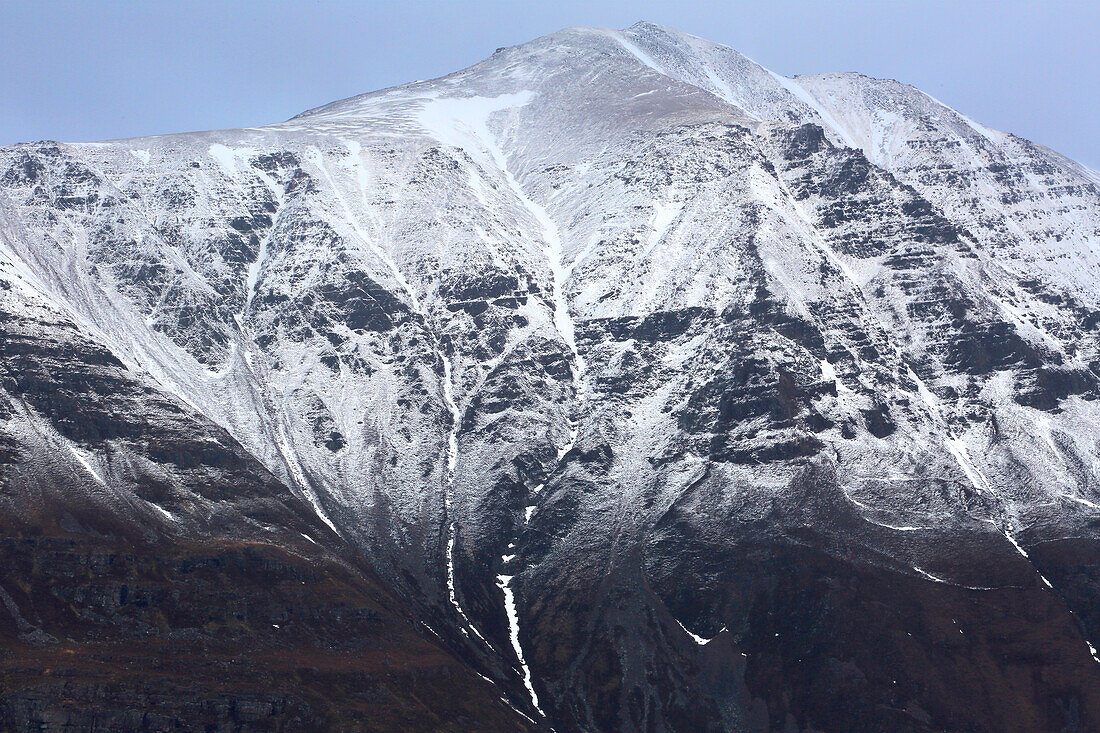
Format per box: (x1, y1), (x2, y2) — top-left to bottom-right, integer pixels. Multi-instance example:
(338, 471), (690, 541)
(2, 22), (1100, 731)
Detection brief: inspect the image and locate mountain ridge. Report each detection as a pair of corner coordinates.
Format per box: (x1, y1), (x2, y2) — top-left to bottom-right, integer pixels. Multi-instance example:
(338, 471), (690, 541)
(2, 22), (1100, 731)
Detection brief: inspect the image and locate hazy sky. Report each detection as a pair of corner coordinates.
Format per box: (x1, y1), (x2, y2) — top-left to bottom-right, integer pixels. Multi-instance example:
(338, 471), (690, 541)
(2, 0), (1097, 168)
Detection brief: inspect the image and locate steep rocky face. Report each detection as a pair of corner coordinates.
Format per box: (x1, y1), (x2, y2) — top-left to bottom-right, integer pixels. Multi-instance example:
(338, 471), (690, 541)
(2, 21), (1100, 732)
(0, 266), (531, 730)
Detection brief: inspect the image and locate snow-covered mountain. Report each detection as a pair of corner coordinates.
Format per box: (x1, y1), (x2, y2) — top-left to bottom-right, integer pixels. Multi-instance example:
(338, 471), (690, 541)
(3, 21), (1100, 731)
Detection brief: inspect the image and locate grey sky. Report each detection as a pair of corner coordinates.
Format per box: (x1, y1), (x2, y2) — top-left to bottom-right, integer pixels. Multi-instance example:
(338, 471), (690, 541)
(2, 0), (1097, 168)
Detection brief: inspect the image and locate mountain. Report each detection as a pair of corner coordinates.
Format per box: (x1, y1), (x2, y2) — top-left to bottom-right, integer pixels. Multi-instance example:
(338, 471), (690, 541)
(3, 20), (1100, 731)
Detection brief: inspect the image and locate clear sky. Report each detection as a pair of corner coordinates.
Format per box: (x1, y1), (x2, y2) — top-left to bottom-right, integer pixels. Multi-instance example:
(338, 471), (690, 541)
(2, 0), (1097, 168)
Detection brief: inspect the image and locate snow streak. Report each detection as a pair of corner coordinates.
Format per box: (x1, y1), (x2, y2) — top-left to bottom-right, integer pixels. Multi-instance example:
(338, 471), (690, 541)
(674, 617), (726, 646)
(417, 89), (589, 717)
(67, 443), (106, 486)
(497, 573), (545, 716)
(311, 141), (496, 649)
(489, 121), (583, 718)
(441, 352), (492, 649)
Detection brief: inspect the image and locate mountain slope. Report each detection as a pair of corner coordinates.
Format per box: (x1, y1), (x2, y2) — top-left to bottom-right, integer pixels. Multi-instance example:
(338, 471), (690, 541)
(2, 21), (1100, 731)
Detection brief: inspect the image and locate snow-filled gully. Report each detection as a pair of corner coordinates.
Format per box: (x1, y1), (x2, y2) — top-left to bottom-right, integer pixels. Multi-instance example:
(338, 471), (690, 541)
(492, 185), (579, 719)
(313, 141), (499, 652)
(441, 354), (494, 650)
(416, 89), (588, 718)
(491, 147), (589, 720)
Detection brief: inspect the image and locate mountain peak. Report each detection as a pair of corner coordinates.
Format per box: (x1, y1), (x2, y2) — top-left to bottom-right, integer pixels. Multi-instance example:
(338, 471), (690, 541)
(3, 20), (1100, 732)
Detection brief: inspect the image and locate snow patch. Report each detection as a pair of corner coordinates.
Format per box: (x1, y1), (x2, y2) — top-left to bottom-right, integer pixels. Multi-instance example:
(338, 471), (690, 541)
(913, 566), (997, 591)
(865, 519), (923, 532)
(906, 366), (990, 493)
(768, 73), (859, 149)
(440, 355), (460, 474)
(598, 29), (664, 73)
(148, 502), (175, 521)
(275, 423), (339, 535)
(1062, 493), (1100, 510)
(674, 617), (725, 646)
(919, 90), (1005, 146)
(913, 566), (946, 584)
(644, 200), (683, 257)
(1003, 529), (1054, 589)
(497, 573), (544, 715)
(446, 524), (490, 645)
(820, 358), (852, 394)
(416, 91), (535, 166)
(945, 437), (989, 493)
(67, 443), (106, 486)
(335, 140), (422, 310)
(752, 164), (865, 292)
(1034, 413), (1060, 456)
(208, 143), (244, 176)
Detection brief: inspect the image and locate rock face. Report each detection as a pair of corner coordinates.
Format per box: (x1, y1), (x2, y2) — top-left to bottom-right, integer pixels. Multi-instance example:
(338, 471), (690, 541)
(2, 21), (1100, 732)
